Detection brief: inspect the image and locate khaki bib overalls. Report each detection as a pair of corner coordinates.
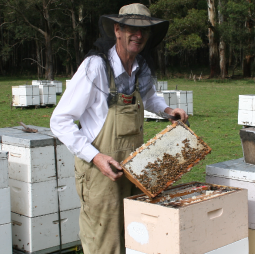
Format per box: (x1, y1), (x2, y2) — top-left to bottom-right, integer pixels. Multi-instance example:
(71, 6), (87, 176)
(75, 64), (144, 254)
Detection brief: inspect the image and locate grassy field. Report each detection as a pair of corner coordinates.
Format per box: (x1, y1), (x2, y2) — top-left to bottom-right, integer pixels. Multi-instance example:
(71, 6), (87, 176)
(1, 76), (254, 253)
(0, 76), (254, 185)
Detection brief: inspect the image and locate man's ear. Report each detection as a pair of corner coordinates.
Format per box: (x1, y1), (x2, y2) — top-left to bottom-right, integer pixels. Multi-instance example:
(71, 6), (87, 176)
(114, 23), (121, 39)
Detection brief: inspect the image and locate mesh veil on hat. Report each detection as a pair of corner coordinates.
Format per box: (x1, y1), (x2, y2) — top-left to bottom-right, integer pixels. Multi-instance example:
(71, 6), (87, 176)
(100, 3), (169, 49)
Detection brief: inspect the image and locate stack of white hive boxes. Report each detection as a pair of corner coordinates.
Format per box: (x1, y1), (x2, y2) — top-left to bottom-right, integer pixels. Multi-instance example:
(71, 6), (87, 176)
(0, 126), (81, 253)
(38, 82), (57, 106)
(144, 88), (193, 120)
(32, 80), (63, 95)
(238, 95), (255, 126)
(12, 85), (40, 107)
(0, 150), (12, 254)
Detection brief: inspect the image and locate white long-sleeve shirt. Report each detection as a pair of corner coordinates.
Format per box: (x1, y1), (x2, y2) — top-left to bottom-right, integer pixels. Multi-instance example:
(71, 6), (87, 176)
(50, 46), (168, 163)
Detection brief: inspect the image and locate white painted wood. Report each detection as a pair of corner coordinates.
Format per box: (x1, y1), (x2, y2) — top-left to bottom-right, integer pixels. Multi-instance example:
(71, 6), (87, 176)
(50, 80), (63, 94)
(126, 238), (249, 254)
(2, 143), (74, 183)
(206, 158), (255, 229)
(239, 95), (255, 111)
(0, 187), (11, 224)
(156, 81), (168, 91)
(0, 150), (9, 188)
(39, 84), (56, 95)
(238, 109), (255, 126)
(12, 95), (40, 106)
(0, 223), (12, 254)
(40, 94), (57, 105)
(124, 185), (248, 254)
(12, 208), (80, 253)
(3, 144), (56, 182)
(10, 177), (80, 217)
(66, 80), (71, 88)
(206, 158), (255, 182)
(162, 91), (178, 105)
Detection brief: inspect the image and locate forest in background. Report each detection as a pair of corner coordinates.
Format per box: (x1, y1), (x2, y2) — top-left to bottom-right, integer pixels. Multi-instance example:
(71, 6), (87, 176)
(0, 0), (255, 80)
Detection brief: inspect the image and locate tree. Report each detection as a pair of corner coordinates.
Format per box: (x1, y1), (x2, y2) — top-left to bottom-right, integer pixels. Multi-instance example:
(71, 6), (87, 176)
(208, 0), (220, 77)
(219, 0), (255, 77)
(150, 0), (208, 72)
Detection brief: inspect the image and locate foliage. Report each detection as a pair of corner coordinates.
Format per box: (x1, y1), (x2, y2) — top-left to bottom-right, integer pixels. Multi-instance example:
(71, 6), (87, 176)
(218, 0), (255, 56)
(150, 0), (208, 56)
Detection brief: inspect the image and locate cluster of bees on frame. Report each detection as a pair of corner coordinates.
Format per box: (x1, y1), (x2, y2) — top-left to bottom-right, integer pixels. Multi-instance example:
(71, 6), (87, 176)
(129, 137), (209, 195)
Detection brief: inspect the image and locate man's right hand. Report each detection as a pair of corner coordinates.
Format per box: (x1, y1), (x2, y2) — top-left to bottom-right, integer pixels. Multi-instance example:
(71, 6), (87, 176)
(92, 153), (123, 181)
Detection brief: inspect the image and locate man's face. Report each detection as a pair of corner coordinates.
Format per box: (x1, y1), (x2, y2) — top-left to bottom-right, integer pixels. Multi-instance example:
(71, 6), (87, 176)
(114, 24), (150, 57)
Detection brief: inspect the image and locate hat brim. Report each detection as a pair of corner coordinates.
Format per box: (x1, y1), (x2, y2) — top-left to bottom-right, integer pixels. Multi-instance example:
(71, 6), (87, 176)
(100, 14), (169, 49)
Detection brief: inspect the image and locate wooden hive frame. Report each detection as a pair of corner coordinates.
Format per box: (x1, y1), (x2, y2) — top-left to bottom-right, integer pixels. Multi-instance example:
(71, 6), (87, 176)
(121, 121), (212, 198)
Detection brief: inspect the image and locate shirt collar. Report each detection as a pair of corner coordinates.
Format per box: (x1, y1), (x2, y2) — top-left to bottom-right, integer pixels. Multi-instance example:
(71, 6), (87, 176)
(109, 45), (139, 78)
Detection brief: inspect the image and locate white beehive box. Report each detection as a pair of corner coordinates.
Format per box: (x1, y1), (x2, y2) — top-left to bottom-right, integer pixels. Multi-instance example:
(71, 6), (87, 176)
(0, 223), (12, 254)
(206, 158), (255, 229)
(156, 81), (168, 91)
(12, 95), (40, 106)
(126, 237), (249, 254)
(238, 95), (255, 126)
(40, 94), (57, 105)
(9, 177), (80, 217)
(0, 150), (9, 188)
(144, 92), (177, 120)
(39, 84), (56, 95)
(1, 132), (74, 182)
(162, 91), (178, 106)
(12, 208), (80, 253)
(124, 182), (248, 254)
(0, 187), (11, 225)
(50, 80), (63, 94)
(66, 80), (71, 88)
(12, 85), (39, 96)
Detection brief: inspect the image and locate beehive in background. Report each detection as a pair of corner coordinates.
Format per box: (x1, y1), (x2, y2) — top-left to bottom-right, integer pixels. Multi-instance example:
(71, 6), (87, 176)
(0, 126), (81, 253)
(32, 80), (63, 95)
(0, 150), (12, 254)
(124, 182), (248, 254)
(144, 87), (193, 120)
(12, 85), (40, 107)
(238, 95), (255, 126)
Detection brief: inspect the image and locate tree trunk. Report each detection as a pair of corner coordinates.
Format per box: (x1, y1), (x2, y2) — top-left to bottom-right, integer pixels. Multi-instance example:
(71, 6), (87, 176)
(43, 0), (54, 80)
(79, 4), (84, 60)
(35, 39), (42, 78)
(71, 0), (80, 69)
(208, 0), (220, 78)
(243, 55), (252, 77)
(218, 0), (227, 78)
(157, 41), (166, 78)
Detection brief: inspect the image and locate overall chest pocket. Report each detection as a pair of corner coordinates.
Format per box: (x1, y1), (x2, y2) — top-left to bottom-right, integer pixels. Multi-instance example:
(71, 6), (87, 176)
(116, 104), (142, 138)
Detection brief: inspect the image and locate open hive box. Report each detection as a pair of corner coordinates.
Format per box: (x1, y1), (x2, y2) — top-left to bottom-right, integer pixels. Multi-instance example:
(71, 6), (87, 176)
(124, 182), (248, 254)
(121, 121), (211, 198)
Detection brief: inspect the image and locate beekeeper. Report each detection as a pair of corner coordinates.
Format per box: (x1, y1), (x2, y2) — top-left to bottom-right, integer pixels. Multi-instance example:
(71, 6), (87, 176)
(50, 3), (188, 254)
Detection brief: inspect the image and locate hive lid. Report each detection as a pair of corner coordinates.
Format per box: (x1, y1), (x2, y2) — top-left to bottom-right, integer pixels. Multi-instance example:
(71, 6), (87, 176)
(121, 121), (211, 198)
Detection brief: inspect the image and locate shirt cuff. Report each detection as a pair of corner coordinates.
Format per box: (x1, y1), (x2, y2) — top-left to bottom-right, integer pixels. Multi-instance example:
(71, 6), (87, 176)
(75, 143), (100, 163)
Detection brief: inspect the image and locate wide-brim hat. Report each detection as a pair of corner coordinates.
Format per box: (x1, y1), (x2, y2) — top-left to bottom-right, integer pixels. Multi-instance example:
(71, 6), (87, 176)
(99, 3), (169, 49)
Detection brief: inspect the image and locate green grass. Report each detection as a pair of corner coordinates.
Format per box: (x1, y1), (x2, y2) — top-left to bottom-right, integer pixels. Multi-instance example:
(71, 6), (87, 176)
(1, 76), (254, 186)
(1, 76), (254, 253)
